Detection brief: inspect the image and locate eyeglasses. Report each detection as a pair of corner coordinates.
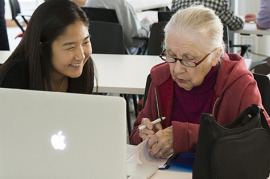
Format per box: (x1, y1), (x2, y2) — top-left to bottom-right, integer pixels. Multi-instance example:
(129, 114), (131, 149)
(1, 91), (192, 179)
(159, 49), (215, 68)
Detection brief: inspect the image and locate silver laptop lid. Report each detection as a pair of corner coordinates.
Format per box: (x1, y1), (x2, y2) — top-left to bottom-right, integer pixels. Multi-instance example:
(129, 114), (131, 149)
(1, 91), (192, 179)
(0, 88), (126, 179)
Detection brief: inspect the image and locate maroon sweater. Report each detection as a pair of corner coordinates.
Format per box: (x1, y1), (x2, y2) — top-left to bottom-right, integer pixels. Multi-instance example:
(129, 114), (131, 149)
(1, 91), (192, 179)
(130, 53), (270, 154)
(172, 65), (217, 124)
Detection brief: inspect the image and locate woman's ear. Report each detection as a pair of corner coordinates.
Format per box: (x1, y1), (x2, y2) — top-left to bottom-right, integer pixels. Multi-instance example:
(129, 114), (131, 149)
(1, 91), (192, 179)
(212, 48), (222, 66)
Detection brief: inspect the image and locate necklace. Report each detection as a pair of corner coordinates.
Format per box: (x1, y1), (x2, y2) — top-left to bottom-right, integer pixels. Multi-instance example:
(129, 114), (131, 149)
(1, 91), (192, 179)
(58, 78), (65, 91)
(52, 78), (66, 91)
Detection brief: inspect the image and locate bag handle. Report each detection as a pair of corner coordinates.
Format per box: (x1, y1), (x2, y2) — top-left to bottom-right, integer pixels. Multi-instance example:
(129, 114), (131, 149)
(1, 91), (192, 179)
(260, 109), (270, 134)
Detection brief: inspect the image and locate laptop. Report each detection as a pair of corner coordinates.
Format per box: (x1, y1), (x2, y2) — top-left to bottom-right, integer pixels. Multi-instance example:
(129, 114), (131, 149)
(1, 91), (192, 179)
(0, 88), (126, 179)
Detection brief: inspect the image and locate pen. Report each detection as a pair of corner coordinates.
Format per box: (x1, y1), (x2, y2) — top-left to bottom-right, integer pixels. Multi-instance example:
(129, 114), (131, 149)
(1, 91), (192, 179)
(137, 117), (166, 131)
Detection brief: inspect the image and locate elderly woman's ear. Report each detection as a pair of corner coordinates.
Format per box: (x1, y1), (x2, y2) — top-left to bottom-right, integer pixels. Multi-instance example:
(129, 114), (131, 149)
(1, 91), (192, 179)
(212, 48), (223, 66)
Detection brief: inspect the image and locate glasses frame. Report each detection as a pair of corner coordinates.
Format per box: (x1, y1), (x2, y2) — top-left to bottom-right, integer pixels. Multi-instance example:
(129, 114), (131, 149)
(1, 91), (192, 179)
(159, 49), (215, 68)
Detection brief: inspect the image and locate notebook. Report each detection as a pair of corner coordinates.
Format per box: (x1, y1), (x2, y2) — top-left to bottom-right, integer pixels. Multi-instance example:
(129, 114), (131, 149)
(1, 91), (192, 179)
(0, 88), (126, 179)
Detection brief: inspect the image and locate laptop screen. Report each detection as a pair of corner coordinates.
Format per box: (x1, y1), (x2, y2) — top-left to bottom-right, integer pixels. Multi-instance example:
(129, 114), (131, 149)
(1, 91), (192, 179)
(0, 88), (126, 179)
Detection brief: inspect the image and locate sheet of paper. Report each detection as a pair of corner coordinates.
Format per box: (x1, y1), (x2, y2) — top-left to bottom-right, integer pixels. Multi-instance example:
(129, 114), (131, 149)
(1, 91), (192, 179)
(127, 144), (158, 179)
(127, 144), (139, 164)
(135, 139), (168, 168)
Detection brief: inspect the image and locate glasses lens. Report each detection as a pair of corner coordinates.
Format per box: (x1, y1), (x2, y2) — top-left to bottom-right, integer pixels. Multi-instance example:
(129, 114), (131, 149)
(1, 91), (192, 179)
(181, 60), (195, 67)
(165, 57), (176, 63)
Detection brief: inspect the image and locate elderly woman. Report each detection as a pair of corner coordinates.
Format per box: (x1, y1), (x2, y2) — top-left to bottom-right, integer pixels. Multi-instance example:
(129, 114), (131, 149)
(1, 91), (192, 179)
(129, 5), (270, 158)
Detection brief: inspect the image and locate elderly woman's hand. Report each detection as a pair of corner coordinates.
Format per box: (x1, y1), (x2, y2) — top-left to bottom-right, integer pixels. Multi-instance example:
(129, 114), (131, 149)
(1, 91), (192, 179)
(138, 118), (162, 141)
(147, 126), (174, 159)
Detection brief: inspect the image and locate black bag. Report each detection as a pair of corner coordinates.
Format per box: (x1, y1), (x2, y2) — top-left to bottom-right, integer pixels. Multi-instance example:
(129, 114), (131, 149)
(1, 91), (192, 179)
(192, 104), (270, 179)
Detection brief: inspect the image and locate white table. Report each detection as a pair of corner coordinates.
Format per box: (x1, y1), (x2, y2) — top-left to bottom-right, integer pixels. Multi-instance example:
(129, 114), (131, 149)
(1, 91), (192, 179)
(0, 50), (12, 64)
(127, 0), (172, 12)
(92, 54), (162, 94)
(235, 23), (270, 36)
(151, 170), (191, 179)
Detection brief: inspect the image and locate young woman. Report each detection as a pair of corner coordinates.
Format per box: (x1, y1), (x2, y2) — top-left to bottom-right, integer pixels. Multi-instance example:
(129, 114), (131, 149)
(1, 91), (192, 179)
(0, 0), (96, 94)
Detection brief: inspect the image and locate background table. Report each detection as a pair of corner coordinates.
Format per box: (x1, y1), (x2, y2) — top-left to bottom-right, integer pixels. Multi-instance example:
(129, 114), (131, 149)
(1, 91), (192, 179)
(127, 0), (172, 11)
(0, 50), (11, 64)
(235, 23), (270, 36)
(92, 53), (162, 94)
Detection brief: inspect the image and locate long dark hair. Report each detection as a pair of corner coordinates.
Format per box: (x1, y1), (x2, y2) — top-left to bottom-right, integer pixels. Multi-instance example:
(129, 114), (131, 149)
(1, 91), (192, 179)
(2, 0), (95, 93)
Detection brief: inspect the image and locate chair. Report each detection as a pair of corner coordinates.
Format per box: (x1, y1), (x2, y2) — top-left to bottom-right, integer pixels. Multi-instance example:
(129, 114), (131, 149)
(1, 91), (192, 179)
(9, 0), (30, 33)
(250, 59), (268, 72)
(223, 24), (230, 53)
(223, 24), (250, 56)
(136, 73), (152, 112)
(158, 11), (174, 22)
(220, 24), (251, 56)
(230, 44), (251, 57)
(142, 74), (152, 108)
(88, 21), (138, 134)
(89, 21), (125, 54)
(253, 73), (270, 115)
(81, 7), (119, 24)
(147, 21), (168, 55)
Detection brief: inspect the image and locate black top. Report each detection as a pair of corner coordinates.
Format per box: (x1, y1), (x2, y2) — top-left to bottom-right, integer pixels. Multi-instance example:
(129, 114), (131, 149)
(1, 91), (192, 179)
(0, 59), (29, 89)
(0, 58), (92, 93)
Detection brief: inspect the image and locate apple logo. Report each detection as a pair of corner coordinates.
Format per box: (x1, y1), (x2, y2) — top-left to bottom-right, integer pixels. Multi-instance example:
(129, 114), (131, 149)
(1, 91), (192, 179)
(51, 131), (66, 150)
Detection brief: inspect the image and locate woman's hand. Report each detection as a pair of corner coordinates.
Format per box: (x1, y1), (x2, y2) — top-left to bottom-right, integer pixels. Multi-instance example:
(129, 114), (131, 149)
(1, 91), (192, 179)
(147, 126), (174, 159)
(138, 118), (162, 141)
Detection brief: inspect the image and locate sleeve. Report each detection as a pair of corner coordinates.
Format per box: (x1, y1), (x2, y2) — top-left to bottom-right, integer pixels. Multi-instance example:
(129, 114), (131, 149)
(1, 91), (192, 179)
(239, 79), (270, 124)
(118, 2), (149, 48)
(129, 108), (145, 145)
(172, 121), (200, 154)
(216, 0), (244, 31)
(171, 0), (180, 12)
(256, 0), (270, 29)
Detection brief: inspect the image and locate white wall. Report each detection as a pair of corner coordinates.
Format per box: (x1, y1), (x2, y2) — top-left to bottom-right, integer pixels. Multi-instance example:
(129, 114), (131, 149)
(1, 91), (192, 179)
(237, 0), (260, 15)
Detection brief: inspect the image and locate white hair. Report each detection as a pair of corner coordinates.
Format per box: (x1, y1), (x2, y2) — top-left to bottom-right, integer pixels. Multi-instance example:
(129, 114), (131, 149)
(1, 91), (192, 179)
(164, 5), (225, 53)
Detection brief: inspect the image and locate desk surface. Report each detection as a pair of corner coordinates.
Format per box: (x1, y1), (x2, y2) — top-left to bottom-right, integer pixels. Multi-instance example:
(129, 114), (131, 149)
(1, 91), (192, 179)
(127, 0), (172, 11)
(0, 51), (252, 95)
(0, 50), (11, 64)
(92, 54), (162, 94)
(151, 170), (191, 179)
(236, 23), (270, 36)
